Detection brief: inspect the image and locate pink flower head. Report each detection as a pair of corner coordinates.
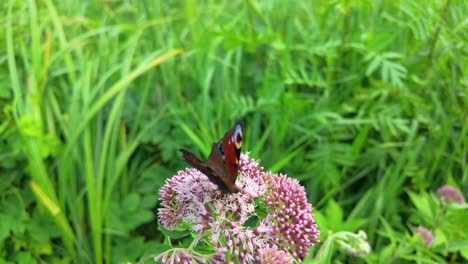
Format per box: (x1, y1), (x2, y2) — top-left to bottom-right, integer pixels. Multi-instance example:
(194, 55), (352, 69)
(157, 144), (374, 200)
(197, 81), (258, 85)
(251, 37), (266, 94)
(154, 248), (205, 264)
(260, 246), (293, 264)
(437, 184), (465, 204)
(415, 226), (434, 246)
(262, 173), (320, 258)
(156, 153), (320, 263)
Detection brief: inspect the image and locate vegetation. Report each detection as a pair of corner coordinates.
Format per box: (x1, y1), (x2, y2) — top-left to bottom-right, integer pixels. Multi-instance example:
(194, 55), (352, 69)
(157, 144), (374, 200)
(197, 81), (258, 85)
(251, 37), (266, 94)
(0, 0), (466, 263)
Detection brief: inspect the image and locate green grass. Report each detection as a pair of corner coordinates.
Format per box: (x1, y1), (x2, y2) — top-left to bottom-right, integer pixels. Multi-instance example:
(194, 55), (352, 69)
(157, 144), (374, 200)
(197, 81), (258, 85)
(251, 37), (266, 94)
(0, 0), (467, 263)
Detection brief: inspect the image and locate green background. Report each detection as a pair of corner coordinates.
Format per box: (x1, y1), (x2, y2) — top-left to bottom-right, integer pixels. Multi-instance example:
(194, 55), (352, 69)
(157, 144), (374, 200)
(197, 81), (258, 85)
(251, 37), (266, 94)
(1, 0), (467, 263)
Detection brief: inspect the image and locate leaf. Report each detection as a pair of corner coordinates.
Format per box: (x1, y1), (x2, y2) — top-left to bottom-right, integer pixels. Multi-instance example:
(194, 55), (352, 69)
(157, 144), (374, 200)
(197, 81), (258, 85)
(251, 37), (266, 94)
(29, 241), (53, 256)
(194, 243), (216, 255)
(309, 236), (334, 264)
(407, 191), (434, 222)
(365, 53), (381, 76)
(313, 211), (328, 240)
(27, 211), (59, 242)
(139, 242), (172, 263)
(0, 214), (11, 242)
(461, 247), (468, 260)
(123, 193), (140, 212)
(342, 218), (367, 232)
(110, 192), (154, 234)
(158, 224), (192, 240)
(14, 252), (37, 264)
(243, 215), (259, 228)
(364, 51), (407, 87)
(253, 198), (268, 219)
(325, 200), (343, 228)
(2, 198), (29, 236)
(111, 236), (146, 263)
(446, 240), (468, 253)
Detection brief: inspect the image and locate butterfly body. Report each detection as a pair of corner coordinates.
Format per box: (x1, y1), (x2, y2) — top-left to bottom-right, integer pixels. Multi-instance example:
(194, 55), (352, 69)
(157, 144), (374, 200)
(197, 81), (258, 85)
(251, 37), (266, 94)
(180, 120), (243, 193)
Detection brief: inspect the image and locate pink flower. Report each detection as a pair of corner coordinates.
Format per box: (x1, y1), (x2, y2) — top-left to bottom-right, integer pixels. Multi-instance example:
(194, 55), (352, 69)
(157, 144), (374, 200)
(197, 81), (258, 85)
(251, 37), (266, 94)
(158, 169), (218, 229)
(437, 184), (465, 204)
(154, 248), (205, 264)
(415, 226), (434, 246)
(262, 173), (320, 258)
(212, 222), (270, 263)
(156, 153), (320, 263)
(260, 246), (293, 264)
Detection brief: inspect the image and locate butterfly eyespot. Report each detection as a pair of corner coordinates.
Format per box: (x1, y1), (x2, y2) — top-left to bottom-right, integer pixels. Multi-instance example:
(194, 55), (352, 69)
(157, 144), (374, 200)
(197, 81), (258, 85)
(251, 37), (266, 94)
(219, 143), (224, 155)
(233, 125), (243, 149)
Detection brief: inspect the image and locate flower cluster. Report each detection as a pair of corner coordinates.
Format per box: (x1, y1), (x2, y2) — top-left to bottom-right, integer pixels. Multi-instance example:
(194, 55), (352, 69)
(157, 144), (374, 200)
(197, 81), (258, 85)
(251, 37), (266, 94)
(333, 230), (371, 257)
(260, 246), (293, 264)
(263, 173), (320, 258)
(154, 248), (204, 264)
(437, 184), (465, 204)
(415, 226), (434, 246)
(157, 153), (320, 263)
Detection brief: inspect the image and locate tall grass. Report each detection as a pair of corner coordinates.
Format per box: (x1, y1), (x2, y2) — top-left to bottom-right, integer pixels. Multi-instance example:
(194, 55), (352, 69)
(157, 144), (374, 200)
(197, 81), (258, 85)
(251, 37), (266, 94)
(1, 0), (466, 263)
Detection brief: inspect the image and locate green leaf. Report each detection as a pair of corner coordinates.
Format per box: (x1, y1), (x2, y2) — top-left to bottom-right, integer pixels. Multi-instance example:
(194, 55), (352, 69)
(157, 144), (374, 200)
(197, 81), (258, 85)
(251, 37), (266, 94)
(14, 252), (36, 264)
(0, 214), (11, 242)
(139, 243), (172, 264)
(308, 236), (334, 264)
(446, 240), (468, 253)
(365, 54), (381, 76)
(461, 247), (468, 260)
(111, 236), (146, 263)
(407, 191), (434, 222)
(243, 215), (260, 228)
(194, 243), (216, 255)
(325, 200), (343, 228)
(254, 198), (268, 219)
(158, 223), (192, 240)
(123, 193), (140, 212)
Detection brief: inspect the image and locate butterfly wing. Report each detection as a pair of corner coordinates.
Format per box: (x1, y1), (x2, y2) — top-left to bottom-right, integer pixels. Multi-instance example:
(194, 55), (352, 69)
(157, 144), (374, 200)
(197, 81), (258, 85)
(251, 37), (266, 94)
(206, 120), (242, 193)
(180, 148), (232, 192)
(221, 120), (242, 178)
(180, 120), (243, 194)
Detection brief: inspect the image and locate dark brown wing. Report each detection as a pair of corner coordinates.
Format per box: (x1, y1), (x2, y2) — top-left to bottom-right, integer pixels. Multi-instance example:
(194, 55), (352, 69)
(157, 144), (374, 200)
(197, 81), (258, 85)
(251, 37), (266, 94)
(205, 120), (242, 193)
(222, 120), (242, 177)
(179, 120), (243, 194)
(180, 149), (233, 192)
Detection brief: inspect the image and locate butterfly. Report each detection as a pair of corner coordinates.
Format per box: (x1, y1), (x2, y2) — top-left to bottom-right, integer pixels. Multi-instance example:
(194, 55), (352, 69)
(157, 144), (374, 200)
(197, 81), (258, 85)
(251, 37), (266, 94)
(180, 120), (243, 193)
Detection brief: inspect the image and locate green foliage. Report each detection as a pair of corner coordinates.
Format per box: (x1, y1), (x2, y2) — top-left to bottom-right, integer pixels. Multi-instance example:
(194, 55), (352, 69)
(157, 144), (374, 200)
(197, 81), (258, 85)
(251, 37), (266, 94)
(1, 0), (467, 263)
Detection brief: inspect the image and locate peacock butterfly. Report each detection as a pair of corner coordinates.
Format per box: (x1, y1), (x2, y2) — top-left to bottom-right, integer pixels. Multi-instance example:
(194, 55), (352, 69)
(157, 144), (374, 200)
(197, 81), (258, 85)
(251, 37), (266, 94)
(180, 120), (243, 193)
